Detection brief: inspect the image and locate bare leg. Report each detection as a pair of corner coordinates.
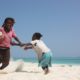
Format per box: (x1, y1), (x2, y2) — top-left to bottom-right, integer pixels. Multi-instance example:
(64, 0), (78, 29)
(42, 66), (49, 74)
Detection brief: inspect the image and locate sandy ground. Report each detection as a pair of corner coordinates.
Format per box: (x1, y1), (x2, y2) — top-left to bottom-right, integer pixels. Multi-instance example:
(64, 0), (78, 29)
(0, 60), (80, 80)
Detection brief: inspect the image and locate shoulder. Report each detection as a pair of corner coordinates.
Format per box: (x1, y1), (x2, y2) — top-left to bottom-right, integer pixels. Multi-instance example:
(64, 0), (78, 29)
(0, 27), (4, 32)
(0, 27), (3, 30)
(11, 28), (15, 32)
(11, 28), (16, 34)
(31, 40), (39, 44)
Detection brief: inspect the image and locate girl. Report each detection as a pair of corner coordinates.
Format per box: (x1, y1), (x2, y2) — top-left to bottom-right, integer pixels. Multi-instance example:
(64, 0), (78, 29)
(0, 17), (22, 69)
(23, 32), (52, 74)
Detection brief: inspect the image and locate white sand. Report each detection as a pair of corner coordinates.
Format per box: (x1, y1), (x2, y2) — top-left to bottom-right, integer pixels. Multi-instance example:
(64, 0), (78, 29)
(0, 59), (80, 80)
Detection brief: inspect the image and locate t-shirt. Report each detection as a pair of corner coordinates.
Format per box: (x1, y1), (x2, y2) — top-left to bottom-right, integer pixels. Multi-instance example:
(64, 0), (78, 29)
(0, 27), (16, 48)
(31, 40), (50, 59)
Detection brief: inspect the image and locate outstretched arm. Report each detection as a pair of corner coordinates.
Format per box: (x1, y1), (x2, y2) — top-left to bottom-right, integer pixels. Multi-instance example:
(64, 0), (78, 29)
(22, 43), (33, 50)
(14, 37), (22, 45)
(11, 36), (22, 46)
(10, 41), (21, 46)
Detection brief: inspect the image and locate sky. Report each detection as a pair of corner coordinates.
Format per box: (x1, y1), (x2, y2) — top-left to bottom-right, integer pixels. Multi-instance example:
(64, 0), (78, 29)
(0, 0), (80, 58)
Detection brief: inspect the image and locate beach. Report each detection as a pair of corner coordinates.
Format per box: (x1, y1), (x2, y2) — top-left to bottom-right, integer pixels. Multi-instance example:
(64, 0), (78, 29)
(0, 59), (80, 80)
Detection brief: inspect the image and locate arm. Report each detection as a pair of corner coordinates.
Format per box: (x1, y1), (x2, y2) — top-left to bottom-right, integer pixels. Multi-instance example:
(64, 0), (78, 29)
(11, 36), (22, 46)
(10, 41), (21, 46)
(11, 29), (21, 44)
(22, 43), (33, 50)
(14, 37), (22, 45)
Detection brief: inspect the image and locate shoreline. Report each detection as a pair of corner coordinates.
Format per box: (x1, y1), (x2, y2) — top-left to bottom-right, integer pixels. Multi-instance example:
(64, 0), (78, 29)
(13, 57), (80, 65)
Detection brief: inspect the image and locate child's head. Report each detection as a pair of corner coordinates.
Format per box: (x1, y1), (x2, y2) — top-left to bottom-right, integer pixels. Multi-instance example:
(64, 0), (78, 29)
(2, 17), (15, 32)
(32, 32), (43, 40)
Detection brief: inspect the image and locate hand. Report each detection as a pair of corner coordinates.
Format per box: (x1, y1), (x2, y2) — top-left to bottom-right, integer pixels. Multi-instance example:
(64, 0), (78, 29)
(24, 46), (28, 50)
(11, 41), (22, 46)
(19, 43), (26, 47)
(18, 42), (22, 46)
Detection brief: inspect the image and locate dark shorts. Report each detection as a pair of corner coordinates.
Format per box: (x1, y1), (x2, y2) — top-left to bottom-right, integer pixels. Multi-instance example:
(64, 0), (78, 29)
(0, 48), (10, 69)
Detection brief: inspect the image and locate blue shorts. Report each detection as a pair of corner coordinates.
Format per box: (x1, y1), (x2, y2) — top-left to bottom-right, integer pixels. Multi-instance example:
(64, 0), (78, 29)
(38, 51), (52, 67)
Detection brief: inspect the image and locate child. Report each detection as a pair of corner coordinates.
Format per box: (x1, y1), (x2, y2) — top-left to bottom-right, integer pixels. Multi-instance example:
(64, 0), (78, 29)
(0, 17), (22, 69)
(23, 32), (52, 74)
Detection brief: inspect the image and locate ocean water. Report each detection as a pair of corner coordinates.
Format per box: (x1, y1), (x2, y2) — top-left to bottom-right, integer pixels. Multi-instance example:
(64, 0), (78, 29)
(14, 57), (80, 64)
(52, 57), (80, 64)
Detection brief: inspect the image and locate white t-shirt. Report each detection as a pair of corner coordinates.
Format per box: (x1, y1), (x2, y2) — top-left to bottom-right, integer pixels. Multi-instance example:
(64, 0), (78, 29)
(31, 40), (50, 59)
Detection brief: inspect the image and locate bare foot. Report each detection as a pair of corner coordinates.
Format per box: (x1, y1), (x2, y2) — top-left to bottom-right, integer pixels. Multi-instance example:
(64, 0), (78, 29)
(44, 68), (49, 74)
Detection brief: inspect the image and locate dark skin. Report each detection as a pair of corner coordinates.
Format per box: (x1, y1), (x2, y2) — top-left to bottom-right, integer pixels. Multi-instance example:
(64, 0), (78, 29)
(22, 32), (42, 49)
(4, 19), (22, 45)
(0, 18), (22, 69)
(21, 43), (32, 50)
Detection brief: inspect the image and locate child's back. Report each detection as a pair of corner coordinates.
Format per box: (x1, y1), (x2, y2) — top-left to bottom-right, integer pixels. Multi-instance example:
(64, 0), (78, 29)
(31, 40), (51, 59)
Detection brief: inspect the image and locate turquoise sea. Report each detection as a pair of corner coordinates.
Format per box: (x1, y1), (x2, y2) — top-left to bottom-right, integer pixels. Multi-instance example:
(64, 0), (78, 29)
(14, 57), (80, 64)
